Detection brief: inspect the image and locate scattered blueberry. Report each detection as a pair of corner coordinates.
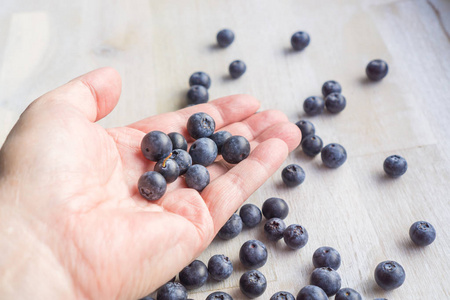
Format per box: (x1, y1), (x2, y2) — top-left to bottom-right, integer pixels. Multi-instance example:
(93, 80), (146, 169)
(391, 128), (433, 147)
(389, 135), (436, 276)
(291, 31), (310, 51)
(156, 282), (187, 300)
(374, 261), (406, 290)
(239, 270), (267, 298)
(218, 213), (243, 240)
(310, 267), (342, 296)
(335, 288), (362, 300)
(154, 155), (180, 183)
(264, 218), (287, 241)
(322, 81), (342, 97)
(239, 204), (262, 228)
(189, 138), (218, 166)
(325, 93), (346, 113)
(185, 164), (210, 191)
(217, 29), (235, 48)
(168, 132), (188, 151)
(138, 171), (167, 201)
(296, 285), (328, 300)
(295, 120), (315, 142)
(301, 135), (323, 157)
(141, 131), (173, 161)
(187, 112), (215, 139)
(221, 135), (250, 164)
(409, 221), (436, 246)
(239, 239), (268, 269)
(270, 291), (295, 300)
(187, 85), (209, 105)
(170, 149), (192, 175)
(366, 59), (389, 81)
(282, 164), (305, 187)
(312, 246), (341, 270)
(262, 197), (289, 220)
(229, 60), (246, 79)
(321, 143), (347, 168)
(283, 224), (308, 250)
(189, 71), (211, 89)
(210, 131), (232, 155)
(383, 155), (407, 177)
(208, 254), (233, 281)
(303, 96), (325, 116)
(179, 260), (208, 290)
(206, 291), (233, 300)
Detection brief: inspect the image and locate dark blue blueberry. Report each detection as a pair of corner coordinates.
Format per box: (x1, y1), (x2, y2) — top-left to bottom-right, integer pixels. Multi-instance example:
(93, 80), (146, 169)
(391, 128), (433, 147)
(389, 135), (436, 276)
(383, 155), (407, 177)
(310, 267), (342, 296)
(325, 93), (346, 113)
(303, 96), (324, 116)
(239, 240), (268, 269)
(229, 60), (246, 79)
(170, 149), (192, 175)
(270, 291), (295, 300)
(283, 224), (308, 250)
(312, 246), (341, 270)
(185, 164), (210, 191)
(282, 164), (305, 187)
(295, 120), (315, 142)
(154, 156), (180, 183)
(262, 197), (289, 220)
(291, 31), (310, 51)
(239, 204), (262, 228)
(322, 81), (342, 97)
(141, 131), (173, 161)
(335, 288), (362, 300)
(374, 261), (406, 290)
(189, 71), (211, 89)
(139, 296), (155, 300)
(187, 85), (209, 105)
(321, 143), (347, 168)
(217, 29), (235, 48)
(206, 292), (233, 300)
(301, 135), (323, 157)
(210, 131), (232, 155)
(366, 59), (389, 81)
(218, 213), (243, 240)
(168, 132), (188, 151)
(264, 218), (287, 241)
(239, 270), (267, 299)
(187, 112), (216, 139)
(208, 254), (233, 281)
(409, 221), (436, 246)
(374, 298), (388, 300)
(296, 285), (328, 300)
(156, 282), (187, 300)
(189, 138), (218, 166)
(138, 171), (167, 201)
(221, 136), (250, 164)
(179, 260), (208, 290)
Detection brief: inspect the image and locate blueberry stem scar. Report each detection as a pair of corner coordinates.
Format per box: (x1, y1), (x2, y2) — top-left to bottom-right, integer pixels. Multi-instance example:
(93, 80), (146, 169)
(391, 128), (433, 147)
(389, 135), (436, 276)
(162, 153), (172, 167)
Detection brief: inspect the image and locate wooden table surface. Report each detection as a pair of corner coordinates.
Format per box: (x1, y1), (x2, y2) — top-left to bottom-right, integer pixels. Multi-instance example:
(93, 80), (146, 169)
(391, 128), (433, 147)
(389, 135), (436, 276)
(1, 0), (449, 299)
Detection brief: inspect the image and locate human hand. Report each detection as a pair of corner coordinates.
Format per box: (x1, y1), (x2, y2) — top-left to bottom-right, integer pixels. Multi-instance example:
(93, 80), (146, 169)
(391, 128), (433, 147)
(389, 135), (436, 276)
(0, 68), (301, 299)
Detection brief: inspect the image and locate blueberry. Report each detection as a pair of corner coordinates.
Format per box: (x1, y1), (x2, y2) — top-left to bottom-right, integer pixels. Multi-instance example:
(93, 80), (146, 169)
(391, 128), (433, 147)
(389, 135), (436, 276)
(170, 149), (192, 175)
(310, 267), (341, 296)
(187, 85), (209, 105)
(229, 60), (246, 79)
(296, 285), (328, 300)
(239, 270), (267, 298)
(282, 164), (305, 187)
(270, 291), (295, 300)
(141, 131), (173, 161)
(366, 59), (389, 81)
(383, 155), (407, 177)
(218, 213), (243, 240)
(189, 71), (211, 89)
(262, 197), (289, 219)
(210, 131), (232, 155)
(291, 31), (310, 51)
(301, 135), (323, 157)
(295, 120), (315, 142)
(239, 239), (268, 269)
(374, 261), (406, 290)
(217, 29), (235, 48)
(321, 143), (347, 168)
(139, 296), (155, 300)
(206, 292), (233, 300)
(138, 171), (167, 201)
(335, 288), (362, 300)
(239, 204), (262, 228)
(185, 164), (210, 191)
(312, 246), (341, 270)
(283, 224), (308, 250)
(409, 221), (436, 246)
(179, 260), (208, 290)
(322, 81), (342, 97)
(154, 155), (180, 183)
(264, 218), (287, 241)
(168, 132), (188, 151)
(156, 282), (187, 300)
(303, 96), (324, 116)
(325, 93), (346, 113)
(221, 136), (250, 164)
(187, 112), (215, 139)
(208, 254), (233, 281)
(189, 138), (218, 166)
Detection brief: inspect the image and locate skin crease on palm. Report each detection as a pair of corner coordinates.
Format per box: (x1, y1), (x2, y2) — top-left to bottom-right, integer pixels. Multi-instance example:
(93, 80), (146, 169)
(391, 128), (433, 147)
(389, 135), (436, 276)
(0, 67), (301, 300)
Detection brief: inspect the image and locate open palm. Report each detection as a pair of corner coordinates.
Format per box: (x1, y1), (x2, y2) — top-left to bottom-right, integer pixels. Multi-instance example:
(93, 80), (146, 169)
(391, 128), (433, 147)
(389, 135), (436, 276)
(0, 68), (300, 299)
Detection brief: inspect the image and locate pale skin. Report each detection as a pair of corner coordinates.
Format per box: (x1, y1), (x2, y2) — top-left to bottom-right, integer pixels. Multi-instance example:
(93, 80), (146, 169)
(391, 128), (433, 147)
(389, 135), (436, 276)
(0, 68), (301, 300)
